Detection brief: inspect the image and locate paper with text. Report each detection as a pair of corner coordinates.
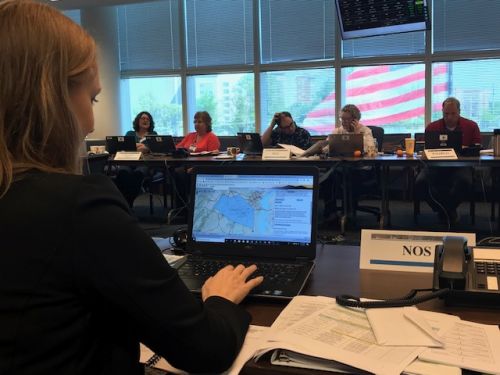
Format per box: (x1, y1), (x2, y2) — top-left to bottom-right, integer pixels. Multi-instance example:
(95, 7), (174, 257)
(419, 320), (500, 374)
(278, 143), (306, 156)
(270, 301), (423, 375)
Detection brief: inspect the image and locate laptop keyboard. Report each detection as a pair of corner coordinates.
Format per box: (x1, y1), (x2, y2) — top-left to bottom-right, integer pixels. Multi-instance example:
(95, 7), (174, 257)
(178, 256), (304, 294)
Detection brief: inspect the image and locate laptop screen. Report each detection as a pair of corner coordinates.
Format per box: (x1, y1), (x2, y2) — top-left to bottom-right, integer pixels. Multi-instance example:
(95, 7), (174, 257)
(187, 166), (318, 259)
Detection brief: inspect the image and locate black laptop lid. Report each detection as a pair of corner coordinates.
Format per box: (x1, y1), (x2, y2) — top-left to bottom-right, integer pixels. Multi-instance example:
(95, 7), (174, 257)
(145, 135), (176, 154)
(425, 131), (462, 153)
(105, 136), (136, 154)
(187, 165), (318, 260)
(237, 132), (264, 154)
(328, 133), (364, 156)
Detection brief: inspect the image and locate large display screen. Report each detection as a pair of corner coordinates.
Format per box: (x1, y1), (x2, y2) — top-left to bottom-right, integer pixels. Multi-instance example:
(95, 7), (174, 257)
(335, 0), (429, 40)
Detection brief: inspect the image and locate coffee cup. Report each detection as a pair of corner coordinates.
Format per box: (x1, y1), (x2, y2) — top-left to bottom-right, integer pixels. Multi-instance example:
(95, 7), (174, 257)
(405, 138), (415, 156)
(90, 145), (106, 154)
(366, 144), (377, 157)
(227, 147), (240, 156)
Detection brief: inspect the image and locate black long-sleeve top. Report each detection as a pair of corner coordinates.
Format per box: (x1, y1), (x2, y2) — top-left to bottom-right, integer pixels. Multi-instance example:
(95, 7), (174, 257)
(0, 171), (250, 375)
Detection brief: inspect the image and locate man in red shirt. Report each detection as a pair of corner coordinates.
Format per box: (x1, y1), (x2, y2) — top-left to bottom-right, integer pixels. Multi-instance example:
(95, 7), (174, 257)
(415, 97), (481, 224)
(426, 97), (481, 146)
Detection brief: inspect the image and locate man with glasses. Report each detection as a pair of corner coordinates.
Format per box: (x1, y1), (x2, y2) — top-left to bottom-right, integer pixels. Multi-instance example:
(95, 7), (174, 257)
(261, 111), (311, 149)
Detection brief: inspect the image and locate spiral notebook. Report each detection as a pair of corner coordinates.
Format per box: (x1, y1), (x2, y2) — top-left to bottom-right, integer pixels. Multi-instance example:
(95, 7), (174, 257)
(177, 165), (319, 299)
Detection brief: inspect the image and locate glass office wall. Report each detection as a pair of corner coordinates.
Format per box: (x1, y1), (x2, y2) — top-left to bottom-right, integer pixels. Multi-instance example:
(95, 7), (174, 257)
(342, 64), (426, 134)
(121, 77), (183, 136)
(261, 68), (335, 135)
(186, 73), (255, 135)
(431, 60), (500, 132)
(112, 0), (500, 136)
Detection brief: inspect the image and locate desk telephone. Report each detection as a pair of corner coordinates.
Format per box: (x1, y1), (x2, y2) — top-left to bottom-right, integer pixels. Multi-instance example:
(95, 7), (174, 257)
(337, 236), (500, 309)
(434, 236), (500, 307)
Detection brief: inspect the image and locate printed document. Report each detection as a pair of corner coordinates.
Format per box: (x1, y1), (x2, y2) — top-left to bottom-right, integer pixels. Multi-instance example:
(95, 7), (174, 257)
(265, 296), (423, 375)
(419, 320), (500, 374)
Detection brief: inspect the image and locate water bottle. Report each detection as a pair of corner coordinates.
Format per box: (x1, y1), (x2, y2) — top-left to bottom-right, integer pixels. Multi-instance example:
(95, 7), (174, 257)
(494, 129), (500, 157)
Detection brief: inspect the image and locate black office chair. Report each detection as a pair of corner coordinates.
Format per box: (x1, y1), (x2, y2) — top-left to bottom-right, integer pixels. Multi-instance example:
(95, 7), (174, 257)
(368, 126), (384, 153)
(218, 136), (239, 150)
(352, 126), (385, 223)
(142, 170), (169, 215)
(413, 167), (475, 225)
(82, 153), (109, 176)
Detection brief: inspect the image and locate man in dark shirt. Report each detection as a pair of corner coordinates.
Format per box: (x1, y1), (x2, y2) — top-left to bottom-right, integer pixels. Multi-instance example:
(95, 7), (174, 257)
(415, 97), (481, 224)
(261, 111), (312, 150)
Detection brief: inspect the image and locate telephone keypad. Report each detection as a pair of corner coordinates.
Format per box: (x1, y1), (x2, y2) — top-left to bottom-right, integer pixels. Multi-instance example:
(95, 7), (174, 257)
(474, 261), (500, 290)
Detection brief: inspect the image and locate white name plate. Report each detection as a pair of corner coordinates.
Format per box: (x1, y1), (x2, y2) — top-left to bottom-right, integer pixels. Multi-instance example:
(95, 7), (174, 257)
(423, 148), (458, 160)
(360, 229), (476, 273)
(262, 148), (291, 160)
(113, 151), (142, 161)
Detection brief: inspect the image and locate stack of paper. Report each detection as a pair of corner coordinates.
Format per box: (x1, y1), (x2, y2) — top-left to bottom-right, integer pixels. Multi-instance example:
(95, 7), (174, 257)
(235, 295), (500, 375)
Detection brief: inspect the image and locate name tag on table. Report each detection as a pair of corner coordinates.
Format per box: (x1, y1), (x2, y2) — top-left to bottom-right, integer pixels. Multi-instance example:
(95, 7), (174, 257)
(262, 148), (291, 160)
(360, 229), (476, 273)
(113, 151), (142, 161)
(422, 148), (458, 160)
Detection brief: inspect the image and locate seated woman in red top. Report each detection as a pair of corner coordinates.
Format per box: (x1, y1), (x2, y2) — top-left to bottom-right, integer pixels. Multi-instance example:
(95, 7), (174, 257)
(176, 111), (220, 152)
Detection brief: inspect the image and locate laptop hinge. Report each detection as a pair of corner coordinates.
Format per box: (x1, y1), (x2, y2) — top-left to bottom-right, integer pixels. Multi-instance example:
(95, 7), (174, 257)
(295, 257), (310, 262)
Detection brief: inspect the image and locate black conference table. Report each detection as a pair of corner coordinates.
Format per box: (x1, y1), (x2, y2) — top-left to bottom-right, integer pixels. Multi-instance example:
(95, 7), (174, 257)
(107, 153), (500, 231)
(239, 244), (500, 375)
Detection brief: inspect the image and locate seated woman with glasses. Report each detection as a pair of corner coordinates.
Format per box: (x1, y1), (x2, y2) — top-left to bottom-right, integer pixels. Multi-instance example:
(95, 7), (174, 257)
(115, 111), (159, 208)
(125, 111), (158, 153)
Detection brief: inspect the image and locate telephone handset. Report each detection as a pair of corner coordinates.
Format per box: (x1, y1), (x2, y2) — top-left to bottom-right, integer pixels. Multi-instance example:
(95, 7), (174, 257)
(433, 236), (470, 291)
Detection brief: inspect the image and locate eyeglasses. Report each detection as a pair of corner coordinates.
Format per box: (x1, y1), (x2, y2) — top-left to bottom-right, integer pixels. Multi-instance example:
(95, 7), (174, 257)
(339, 116), (353, 123)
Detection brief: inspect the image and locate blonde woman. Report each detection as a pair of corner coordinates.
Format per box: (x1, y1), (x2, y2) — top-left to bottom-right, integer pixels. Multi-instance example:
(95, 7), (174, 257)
(0, 1), (262, 374)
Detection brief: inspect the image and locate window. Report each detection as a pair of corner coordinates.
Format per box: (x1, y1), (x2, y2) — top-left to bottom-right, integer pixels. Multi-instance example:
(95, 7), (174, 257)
(117, 0), (180, 72)
(342, 64), (425, 134)
(261, 68), (334, 135)
(63, 10), (81, 25)
(187, 73), (255, 135)
(260, 0), (335, 64)
(185, 0), (253, 67)
(433, 0), (500, 53)
(121, 77), (183, 135)
(432, 60), (500, 132)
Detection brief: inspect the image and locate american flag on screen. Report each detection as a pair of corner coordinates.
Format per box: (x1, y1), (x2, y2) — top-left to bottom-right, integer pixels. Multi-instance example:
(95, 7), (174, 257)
(302, 64), (448, 134)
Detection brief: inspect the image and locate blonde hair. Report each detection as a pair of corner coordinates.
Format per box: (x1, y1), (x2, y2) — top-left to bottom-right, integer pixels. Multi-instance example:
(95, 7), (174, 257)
(0, 0), (96, 197)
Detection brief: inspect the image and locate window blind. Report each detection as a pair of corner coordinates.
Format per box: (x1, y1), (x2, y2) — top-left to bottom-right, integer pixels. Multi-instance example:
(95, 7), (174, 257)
(260, 0), (335, 64)
(185, 0), (253, 67)
(117, 0), (180, 72)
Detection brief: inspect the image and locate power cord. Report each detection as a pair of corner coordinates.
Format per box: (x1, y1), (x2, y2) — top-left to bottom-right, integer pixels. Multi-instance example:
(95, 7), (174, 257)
(416, 158), (451, 230)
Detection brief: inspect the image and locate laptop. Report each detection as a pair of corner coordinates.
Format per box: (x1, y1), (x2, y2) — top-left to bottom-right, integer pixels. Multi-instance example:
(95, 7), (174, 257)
(105, 136), (136, 154)
(425, 131), (462, 154)
(177, 165), (319, 299)
(237, 132), (264, 155)
(144, 135), (176, 155)
(328, 133), (364, 157)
